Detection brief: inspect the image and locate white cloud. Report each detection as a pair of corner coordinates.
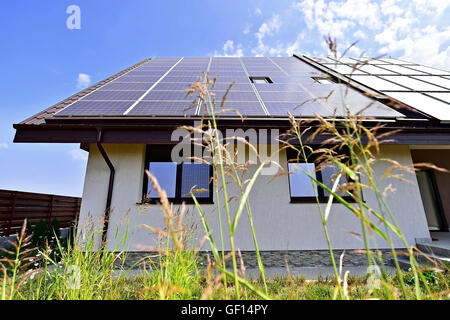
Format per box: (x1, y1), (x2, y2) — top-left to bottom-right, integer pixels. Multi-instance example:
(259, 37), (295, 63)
(295, 0), (380, 39)
(68, 149), (88, 161)
(76, 73), (91, 88)
(371, 0), (450, 68)
(214, 40), (244, 57)
(353, 30), (366, 39)
(0, 142), (8, 149)
(243, 23), (252, 35)
(252, 15), (282, 56)
(294, 0), (450, 68)
(255, 8), (262, 16)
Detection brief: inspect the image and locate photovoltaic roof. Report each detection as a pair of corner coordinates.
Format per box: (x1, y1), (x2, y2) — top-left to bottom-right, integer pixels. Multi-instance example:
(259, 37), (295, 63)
(50, 56), (404, 120)
(307, 55), (450, 121)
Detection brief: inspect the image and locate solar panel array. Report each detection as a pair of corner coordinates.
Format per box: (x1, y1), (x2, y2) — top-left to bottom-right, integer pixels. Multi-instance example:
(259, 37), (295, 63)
(55, 57), (405, 119)
(309, 56), (450, 121)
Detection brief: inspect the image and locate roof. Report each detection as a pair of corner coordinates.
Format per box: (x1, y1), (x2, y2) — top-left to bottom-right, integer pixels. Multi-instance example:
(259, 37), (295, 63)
(13, 55), (450, 145)
(305, 55), (450, 121)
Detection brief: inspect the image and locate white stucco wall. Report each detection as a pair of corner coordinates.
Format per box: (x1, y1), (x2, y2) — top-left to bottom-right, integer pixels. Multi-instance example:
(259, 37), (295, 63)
(77, 143), (430, 251)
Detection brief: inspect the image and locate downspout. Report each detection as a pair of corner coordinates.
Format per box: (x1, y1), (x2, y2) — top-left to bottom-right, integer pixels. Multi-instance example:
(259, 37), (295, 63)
(96, 129), (115, 243)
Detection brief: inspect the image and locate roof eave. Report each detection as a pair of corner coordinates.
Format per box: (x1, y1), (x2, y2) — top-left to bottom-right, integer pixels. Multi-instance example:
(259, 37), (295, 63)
(13, 118), (450, 145)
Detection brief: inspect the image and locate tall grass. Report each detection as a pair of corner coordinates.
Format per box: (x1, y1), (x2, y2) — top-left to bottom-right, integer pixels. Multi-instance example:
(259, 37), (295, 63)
(171, 78), (273, 299)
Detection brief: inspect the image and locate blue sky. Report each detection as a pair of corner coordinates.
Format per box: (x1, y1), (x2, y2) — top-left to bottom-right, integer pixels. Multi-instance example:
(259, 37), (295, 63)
(0, 0), (449, 196)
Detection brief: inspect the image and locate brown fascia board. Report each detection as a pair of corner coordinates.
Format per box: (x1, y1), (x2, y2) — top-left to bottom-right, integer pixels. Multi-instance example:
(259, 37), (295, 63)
(16, 58), (152, 126)
(13, 117), (450, 145)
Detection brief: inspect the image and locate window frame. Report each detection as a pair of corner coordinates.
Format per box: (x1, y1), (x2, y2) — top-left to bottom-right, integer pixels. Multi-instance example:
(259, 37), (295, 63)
(286, 147), (356, 204)
(142, 145), (214, 205)
(249, 76), (273, 84)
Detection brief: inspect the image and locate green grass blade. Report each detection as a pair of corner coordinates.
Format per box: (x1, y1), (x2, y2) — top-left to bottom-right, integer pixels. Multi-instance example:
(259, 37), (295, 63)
(231, 162), (266, 235)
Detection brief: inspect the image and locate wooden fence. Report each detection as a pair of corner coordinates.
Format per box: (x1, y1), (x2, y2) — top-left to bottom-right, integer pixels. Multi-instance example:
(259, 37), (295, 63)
(0, 189), (81, 237)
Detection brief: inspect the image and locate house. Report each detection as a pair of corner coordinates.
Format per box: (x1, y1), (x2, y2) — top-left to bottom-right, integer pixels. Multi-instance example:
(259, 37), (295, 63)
(13, 56), (450, 266)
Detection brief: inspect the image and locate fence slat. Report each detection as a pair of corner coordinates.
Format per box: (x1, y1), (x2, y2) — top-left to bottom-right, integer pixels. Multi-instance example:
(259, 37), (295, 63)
(0, 189), (81, 236)
(5, 192), (17, 236)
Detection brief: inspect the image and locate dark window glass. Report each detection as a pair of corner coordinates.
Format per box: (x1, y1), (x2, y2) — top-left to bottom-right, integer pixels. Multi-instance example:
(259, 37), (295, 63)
(181, 163), (210, 198)
(321, 163), (347, 196)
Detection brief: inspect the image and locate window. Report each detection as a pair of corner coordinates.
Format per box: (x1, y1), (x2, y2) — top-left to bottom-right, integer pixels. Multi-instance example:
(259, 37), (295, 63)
(287, 148), (351, 203)
(249, 76), (273, 84)
(415, 170), (447, 231)
(288, 163), (317, 197)
(143, 145), (213, 204)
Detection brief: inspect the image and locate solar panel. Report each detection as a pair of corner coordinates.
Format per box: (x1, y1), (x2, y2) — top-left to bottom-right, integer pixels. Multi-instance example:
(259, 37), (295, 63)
(377, 64), (428, 75)
(245, 68), (281, 73)
(171, 69), (207, 74)
(116, 76), (161, 83)
(405, 65), (450, 75)
(354, 65), (397, 75)
(254, 83), (302, 91)
(425, 92), (450, 103)
(259, 91), (312, 102)
(270, 77), (317, 84)
(135, 67), (172, 71)
(161, 76), (203, 82)
(326, 64), (366, 75)
(212, 76), (250, 83)
(127, 71), (169, 76)
(387, 92), (450, 120)
(153, 82), (194, 90)
(210, 91), (259, 101)
(209, 71), (248, 77)
(210, 61), (242, 65)
(264, 101), (331, 116)
(248, 72), (286, 78)
(350, 75), (410, 91)
(304, 85), (405, 118)
(209, 83), (253, 91)
(127, 101), (197, 115)
(242, 63), (272, 66)
(57, 101), (134, 115)
(378, 58), (415, 65)
(210, 63), (242, 67)
(167, 71), (205, 77)
(101, 82), (155, 90)
(411, 76), (450, 89)
(81, 90), (145, 101)
(142, 90), (199, 101)
(209, 66), (245, 70)
(379, 76), (446, 91)
(199, 101), (266, 116)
